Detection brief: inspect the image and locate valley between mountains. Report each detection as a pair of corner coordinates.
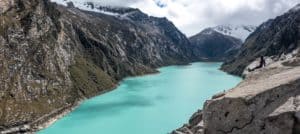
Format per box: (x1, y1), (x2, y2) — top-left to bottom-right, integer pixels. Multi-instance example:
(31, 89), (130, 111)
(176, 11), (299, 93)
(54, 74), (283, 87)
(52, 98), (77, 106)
(0, 0), (300, 134)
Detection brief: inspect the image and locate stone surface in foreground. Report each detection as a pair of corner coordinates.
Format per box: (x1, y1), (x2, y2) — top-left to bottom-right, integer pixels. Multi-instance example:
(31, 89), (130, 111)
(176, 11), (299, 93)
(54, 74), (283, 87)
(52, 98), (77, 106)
(172, 58), (300, 134)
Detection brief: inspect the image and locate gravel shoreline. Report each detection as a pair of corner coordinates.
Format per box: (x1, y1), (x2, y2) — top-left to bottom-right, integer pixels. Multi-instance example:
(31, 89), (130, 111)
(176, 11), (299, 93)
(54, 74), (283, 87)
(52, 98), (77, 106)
(1, 101), (82, 134)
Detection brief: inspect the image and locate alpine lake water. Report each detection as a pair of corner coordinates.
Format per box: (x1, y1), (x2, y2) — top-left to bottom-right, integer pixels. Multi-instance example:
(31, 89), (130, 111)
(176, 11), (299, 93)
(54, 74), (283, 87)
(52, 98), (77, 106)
(39, 62), (242, 134)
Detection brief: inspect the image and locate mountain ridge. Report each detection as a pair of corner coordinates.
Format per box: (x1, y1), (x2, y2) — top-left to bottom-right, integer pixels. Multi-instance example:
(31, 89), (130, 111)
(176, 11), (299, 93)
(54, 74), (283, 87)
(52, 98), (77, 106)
(173, 3), (300, 134)
(204, 25), (256, 42)
(221, 4), (300, 76)
(0, 0), (199, 132)
(188, 24), (256, 61)
(189, 28), (243, 61)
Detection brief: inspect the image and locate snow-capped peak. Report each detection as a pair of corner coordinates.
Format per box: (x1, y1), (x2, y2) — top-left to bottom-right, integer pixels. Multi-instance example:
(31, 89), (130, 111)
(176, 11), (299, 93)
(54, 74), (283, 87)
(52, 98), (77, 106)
(50, 0), (121, 16)
(200, 28), (214, 35)
(212, 25), (257, 42)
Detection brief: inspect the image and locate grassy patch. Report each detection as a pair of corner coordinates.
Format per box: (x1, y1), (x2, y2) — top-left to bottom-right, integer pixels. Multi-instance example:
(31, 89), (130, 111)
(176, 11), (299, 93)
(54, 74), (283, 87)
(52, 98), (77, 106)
(69, 56), (116, 98)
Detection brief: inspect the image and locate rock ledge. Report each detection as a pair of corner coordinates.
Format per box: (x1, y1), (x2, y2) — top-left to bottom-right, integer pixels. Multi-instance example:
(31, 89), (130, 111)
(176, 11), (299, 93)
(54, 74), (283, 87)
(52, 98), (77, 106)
(173, 58), (300, 134)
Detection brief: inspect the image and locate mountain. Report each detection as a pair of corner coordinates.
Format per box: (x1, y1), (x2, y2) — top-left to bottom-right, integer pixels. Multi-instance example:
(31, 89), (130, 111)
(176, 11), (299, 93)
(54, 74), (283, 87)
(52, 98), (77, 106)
(50, 0), (135, 16)
(0, 0), (199, 132)
(173, 4), (300, 134)
(221, 4), (300, 76)
(189, 25), (256, 61)
(189, 28), (243, 61)
(212, 25), (257, 42)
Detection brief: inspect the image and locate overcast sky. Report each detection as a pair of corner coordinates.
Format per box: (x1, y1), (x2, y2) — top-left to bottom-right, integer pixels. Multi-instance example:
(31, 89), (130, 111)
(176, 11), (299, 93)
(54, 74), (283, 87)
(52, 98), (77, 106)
(73, 0), (299, 36)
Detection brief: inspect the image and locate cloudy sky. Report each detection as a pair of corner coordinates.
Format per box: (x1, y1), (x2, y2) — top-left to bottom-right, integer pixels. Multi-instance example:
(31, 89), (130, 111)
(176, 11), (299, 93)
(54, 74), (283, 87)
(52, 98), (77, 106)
(70, 0), (299, 36)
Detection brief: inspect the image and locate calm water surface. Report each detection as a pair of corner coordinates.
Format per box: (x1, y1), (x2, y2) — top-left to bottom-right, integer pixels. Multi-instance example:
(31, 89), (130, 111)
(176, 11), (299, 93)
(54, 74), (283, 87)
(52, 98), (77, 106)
(39, 62), (241, 134)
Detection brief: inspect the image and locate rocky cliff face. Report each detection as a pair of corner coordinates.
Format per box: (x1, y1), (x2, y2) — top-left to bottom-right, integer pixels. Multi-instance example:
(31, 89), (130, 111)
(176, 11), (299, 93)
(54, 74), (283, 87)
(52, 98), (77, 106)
(173, 4), (300, 134)
(0, 0), (197, 132)
(173, 60), (300, 134)
(189, 28), (243, 61)
(221, 6), (300, 76)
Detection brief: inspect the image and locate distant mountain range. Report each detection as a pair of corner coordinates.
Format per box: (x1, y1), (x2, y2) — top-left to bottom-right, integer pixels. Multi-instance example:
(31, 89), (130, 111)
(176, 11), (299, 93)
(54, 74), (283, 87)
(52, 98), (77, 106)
(189, 25), (257, 61)
(51, 0), (258, 62)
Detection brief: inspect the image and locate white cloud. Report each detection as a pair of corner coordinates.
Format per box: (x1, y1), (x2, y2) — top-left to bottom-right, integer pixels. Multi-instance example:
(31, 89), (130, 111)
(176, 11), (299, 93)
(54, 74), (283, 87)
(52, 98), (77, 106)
(56, 0), (300, 36)
(136, 0), (300, 36)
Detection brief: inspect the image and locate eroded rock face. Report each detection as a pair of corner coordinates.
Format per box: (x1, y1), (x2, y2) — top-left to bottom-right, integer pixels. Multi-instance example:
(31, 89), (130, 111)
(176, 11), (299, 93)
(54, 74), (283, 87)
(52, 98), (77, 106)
(0, 0), (199, 132)
(0, 0), (76, 130)
(0, 0), (13, 13)
(173, 63), (300, 134)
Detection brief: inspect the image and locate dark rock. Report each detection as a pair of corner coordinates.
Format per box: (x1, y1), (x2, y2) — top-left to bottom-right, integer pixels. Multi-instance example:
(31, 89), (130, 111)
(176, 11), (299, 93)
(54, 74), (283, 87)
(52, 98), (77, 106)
(189, 28), (243, 61)
(66, 2), (74, 8)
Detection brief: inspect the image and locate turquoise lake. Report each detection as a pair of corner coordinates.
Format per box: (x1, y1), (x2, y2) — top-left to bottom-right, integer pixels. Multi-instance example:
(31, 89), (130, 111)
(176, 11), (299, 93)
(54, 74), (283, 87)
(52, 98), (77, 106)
(39, 62), (242, 134)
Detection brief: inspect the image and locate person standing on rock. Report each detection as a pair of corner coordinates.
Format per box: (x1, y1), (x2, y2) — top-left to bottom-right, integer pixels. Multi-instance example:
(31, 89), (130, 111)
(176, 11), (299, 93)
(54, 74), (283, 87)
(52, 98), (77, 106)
(248, 56), (266, 72)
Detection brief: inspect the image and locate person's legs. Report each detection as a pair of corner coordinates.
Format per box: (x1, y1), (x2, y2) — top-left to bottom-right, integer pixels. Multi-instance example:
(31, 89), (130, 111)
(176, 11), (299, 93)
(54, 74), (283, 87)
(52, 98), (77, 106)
(248, 57), (266, 72)
(248, 64), (263, 72)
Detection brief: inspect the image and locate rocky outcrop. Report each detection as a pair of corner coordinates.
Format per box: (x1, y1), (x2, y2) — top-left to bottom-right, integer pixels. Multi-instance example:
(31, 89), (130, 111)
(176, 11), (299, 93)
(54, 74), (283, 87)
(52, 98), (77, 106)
(0, 0), (199, 132)
(173, 4), (300, 134)
(189, 28), (243, 61)
(172, 57), (300, 134)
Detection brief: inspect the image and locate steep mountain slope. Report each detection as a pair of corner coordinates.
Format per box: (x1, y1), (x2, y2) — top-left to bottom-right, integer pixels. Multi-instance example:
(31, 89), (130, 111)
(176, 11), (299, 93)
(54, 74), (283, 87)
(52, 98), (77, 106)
(173, 4), (300, 134)
(0, 0), (198, 132)
(189, 28), (243, 61)
(221, 5), (300, 76)
(53, 1), (256, 62)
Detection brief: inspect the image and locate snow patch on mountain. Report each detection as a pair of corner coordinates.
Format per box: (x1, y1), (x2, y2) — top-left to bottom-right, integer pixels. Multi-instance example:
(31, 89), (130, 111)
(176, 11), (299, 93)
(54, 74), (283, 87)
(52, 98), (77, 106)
(200, 28), (214, 35)
(212, 25), (257, 42)
(50, 0), (120, 16)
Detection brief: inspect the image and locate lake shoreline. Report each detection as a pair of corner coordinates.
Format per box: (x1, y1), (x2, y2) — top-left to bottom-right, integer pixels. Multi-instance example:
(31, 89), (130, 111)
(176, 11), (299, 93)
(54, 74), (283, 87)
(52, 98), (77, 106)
(38, 62), (242, 134)
(0, 62), (192, 133)
(7, 62), (240, 134)
(1, 103), (79, 134)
